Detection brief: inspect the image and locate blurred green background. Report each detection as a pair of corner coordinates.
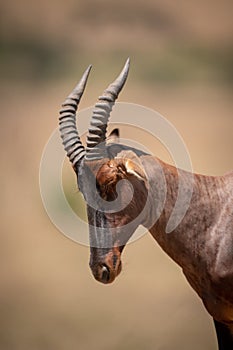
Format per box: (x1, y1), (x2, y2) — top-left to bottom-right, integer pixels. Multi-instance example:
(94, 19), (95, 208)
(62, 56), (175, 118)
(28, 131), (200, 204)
(1, 1), (233, 349)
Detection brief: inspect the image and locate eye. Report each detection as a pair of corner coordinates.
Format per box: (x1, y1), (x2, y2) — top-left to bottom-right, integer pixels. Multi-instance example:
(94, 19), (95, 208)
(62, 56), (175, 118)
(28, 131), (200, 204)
(96, 181), (104, 192)
(96, 180), (118, 201)
(95, 181), (106, 198)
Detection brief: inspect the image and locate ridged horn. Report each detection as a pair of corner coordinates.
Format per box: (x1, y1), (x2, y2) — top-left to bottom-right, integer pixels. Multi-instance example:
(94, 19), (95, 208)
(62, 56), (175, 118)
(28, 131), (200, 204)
(85, 58), (130, 160)
(59, 65), (92, 170)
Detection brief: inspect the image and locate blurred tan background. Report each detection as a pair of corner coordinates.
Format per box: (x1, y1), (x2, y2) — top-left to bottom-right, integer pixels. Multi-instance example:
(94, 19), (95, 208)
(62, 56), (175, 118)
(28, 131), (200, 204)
(1, 1), (233, 349)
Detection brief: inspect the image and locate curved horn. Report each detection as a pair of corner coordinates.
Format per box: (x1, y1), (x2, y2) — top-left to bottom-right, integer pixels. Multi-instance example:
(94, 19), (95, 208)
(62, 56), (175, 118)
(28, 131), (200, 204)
(85, 58), (130, 160)
(59, 65), (92, 170)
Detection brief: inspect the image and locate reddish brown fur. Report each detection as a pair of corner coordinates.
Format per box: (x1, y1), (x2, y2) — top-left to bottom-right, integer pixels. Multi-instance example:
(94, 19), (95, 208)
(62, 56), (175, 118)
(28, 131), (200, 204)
(61, 61), (233, 347)
(83, 151), (233, 342)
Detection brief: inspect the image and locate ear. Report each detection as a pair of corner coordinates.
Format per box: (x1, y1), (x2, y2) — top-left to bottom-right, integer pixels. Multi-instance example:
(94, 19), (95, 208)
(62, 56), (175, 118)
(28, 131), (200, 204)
(106, 128), (120, 144)
(115, 150), (147, 182)
(123, 159), (147, 181)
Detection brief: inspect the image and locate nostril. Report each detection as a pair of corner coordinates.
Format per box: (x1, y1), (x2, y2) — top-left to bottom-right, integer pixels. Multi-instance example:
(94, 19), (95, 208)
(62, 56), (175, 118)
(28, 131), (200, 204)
(113, 254), (118, 268)
(101, 264), (110, 283)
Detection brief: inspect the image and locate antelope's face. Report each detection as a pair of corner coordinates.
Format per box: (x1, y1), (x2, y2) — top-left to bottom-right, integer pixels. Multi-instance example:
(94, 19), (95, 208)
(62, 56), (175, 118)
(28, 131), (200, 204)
(59, 59), (148, 284)
(78, 155), (148, 283)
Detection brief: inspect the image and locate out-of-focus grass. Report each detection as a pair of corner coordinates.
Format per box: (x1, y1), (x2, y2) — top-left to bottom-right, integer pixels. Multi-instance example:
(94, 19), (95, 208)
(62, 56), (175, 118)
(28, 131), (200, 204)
(0, 36), (233, 86)
(62, 160), (87, 223)
(135, 46), (233, 85)
(0, 37), (66, 80)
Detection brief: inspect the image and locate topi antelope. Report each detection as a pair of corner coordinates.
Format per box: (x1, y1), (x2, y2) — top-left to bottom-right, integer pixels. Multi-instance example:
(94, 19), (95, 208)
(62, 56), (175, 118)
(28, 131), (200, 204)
(59, 59), (233, 349)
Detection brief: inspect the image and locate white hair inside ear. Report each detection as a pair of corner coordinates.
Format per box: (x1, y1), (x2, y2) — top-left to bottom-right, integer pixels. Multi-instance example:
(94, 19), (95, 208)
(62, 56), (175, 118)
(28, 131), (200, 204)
(115, 150), (147, 182)
(124, 159), (147, 181)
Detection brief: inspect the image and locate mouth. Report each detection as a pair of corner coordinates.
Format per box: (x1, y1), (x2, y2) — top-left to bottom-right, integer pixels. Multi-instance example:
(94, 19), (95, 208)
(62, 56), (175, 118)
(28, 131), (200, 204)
(101, 260), (122, 284)
(91, 257), (122, 284)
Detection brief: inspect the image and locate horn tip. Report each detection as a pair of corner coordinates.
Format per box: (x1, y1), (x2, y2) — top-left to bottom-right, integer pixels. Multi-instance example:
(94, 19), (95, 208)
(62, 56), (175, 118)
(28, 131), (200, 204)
(83, 64), (92, 78)
(123, 57), (130, 73)
(71, 64), (92, 95)
(120, 57), (130, 82)
(87, 64), (92, 72)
